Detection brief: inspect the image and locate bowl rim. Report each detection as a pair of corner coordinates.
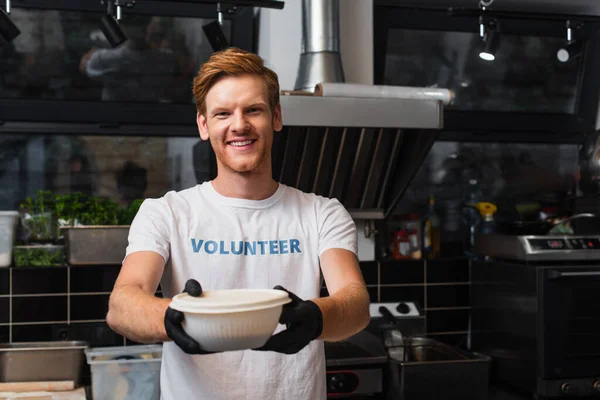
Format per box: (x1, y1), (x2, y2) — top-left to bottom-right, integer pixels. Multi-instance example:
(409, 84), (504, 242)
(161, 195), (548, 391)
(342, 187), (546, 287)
(169, 289), (292, 314)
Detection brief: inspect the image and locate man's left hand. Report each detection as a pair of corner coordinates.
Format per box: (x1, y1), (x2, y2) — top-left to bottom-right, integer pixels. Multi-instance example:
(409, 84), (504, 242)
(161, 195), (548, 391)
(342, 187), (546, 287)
(254, 286), (323, 354)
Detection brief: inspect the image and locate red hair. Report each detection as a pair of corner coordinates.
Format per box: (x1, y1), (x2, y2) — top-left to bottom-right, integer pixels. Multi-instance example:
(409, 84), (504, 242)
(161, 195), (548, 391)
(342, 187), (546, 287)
(192, 48), (280, 115)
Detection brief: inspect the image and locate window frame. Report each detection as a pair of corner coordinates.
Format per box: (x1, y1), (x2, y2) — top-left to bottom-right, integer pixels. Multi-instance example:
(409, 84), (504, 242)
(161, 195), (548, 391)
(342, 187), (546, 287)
(373, 2), (600, 143)
(0, 0), (254, 135)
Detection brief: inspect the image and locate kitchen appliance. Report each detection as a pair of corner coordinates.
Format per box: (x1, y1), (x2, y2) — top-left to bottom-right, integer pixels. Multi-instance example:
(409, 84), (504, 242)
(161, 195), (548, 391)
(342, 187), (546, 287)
(376, 302), (491, 400)
(475, 233), (600, 262)
(325, 331), (387, 399)
(324, 301), (423, 399)
(471, 234), (600, 398)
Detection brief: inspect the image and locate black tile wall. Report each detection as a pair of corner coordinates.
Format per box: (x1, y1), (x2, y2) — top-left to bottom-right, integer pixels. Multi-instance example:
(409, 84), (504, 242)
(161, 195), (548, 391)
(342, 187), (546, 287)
(427, 285), (470, 308)
(0, 269), (8, 294)
(1, 258), (472, 345)
(427, 309), (470, 332)
(12, 324), (56, 342)
(426, 259), (469, 283)
(359, 259), (472, 336)
(12, 296), (68, 322)
(70, 265), (120, 293)
(0, 297), (8, 323)
(380, 260), (424, 284)
(380, 285), (425, 308)
(2, 265), (167, 346)
(367, 286), (378, 302)
(71, 295), (110, 321)
(12, 268), (67, 294)
(359, 261), (378, 285)
(0, 326), (8, 343)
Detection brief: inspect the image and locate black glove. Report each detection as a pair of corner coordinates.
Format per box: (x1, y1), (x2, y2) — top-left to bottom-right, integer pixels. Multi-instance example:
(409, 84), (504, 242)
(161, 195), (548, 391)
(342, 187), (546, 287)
(254, 285), (323, 354)
(164, 279), (216, 355)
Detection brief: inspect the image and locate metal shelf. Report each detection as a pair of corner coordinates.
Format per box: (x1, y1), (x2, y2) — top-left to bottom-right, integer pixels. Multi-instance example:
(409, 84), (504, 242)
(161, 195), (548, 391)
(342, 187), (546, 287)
(280, 96), (443, 129)
(348, 209), (386, 220)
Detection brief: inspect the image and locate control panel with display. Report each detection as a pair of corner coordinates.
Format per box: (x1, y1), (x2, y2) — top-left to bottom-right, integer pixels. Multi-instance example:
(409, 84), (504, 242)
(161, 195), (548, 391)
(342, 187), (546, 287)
(527, 237), (600, 251)
(475, 234), (600, 261)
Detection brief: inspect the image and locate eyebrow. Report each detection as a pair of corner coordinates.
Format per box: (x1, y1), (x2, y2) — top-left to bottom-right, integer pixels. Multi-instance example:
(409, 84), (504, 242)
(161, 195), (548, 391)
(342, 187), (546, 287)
(209, 102), (268, 115)
(245, 102), (268, 109)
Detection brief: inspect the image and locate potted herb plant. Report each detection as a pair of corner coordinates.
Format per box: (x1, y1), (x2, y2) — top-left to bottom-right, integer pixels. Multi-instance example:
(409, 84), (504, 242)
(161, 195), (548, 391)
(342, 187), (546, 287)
(14, 190), (65, 267)
(58, 194), (142, 265)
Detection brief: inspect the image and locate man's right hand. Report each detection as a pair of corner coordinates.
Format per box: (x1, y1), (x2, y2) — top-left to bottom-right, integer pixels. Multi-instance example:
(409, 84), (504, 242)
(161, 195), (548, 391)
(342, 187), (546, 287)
(164, 279), (216, 355)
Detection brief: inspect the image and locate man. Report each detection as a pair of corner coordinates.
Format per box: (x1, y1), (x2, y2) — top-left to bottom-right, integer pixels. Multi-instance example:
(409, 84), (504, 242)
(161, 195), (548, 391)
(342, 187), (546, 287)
(106, 47), (370, 399)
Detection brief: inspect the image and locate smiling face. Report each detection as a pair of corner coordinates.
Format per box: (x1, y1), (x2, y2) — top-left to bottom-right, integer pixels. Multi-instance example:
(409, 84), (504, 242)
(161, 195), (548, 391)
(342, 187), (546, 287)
(197, 74), (283, 175)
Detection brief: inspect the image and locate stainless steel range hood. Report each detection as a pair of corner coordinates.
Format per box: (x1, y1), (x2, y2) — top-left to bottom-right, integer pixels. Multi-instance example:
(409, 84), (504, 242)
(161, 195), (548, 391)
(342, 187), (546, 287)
(277, 95), (444, 220)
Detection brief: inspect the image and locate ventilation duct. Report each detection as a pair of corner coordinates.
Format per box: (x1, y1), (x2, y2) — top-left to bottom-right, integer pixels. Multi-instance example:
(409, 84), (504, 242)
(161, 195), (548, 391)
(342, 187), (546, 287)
(277, 95), (444, 220)
(294, 0), (344, 91)
(284, 0), (447, 220)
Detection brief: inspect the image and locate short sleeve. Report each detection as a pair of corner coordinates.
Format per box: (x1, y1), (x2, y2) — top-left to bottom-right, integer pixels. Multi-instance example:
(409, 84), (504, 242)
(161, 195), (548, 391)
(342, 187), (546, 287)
(317, 198), (358, 256)
(125, 198), (171, 263)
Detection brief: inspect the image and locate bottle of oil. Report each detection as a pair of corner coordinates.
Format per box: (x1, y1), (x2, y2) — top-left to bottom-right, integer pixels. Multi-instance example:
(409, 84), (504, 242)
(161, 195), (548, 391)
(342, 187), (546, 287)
(422, 195), (441, 259)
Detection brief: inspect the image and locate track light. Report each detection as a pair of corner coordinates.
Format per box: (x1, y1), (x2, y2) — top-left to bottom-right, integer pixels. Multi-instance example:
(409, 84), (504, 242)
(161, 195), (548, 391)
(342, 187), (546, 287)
(0, 0), (20, 48)
(557, 41), (583, 63)
(203, 20), (230, 52)
(557, 20), (583, 63)
(99, 0), (135, 48)
(479, 17), (500, 61)
(480, 29), (500, 61)
(202, 2), (234, 53)
(100, 14), (126, 47)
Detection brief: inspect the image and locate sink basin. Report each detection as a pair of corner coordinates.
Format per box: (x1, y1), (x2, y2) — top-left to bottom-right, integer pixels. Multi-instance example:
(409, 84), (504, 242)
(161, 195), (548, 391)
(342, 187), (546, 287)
(389, 336), (480, 363)
(0, 341), (88, 384)
(386, 336), (492, 400)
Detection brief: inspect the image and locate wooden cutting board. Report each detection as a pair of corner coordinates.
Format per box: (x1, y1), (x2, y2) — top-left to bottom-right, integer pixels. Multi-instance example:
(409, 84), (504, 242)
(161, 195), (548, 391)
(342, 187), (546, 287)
(0, 387), (86, 400)
(0, 382), (74, 393)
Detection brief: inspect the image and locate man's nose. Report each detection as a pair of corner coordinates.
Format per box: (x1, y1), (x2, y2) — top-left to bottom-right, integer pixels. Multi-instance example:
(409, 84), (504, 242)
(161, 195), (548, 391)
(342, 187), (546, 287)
(231, 111), (249, 132)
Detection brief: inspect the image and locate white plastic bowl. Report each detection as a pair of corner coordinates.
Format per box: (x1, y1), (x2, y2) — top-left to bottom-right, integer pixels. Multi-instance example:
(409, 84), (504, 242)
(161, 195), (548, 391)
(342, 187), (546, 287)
(169, 289), (291, 352)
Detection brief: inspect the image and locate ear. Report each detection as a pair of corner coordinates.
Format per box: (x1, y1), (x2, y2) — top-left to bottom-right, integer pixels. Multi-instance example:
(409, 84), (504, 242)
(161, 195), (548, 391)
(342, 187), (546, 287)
(197, 111), (210, 141)
(272, 103), (283, 132)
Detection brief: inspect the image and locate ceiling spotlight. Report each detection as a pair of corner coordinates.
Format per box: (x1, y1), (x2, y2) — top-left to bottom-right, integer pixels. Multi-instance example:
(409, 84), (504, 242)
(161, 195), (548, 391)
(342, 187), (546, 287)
(203, 20), (230, 52)
(557, 20), (584, 63)
(100, 14), (126, 47)
(480, 30), (500, 61)
(202, 2), (235, 53)
(0, 0), (20, 48)
(557, 41), (583, 63)
(99, 0), (135, 48)
(479, 17), (500, 61)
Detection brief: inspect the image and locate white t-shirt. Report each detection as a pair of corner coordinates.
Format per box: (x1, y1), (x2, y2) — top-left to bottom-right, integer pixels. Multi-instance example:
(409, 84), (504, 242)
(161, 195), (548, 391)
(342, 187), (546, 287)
(125, 181), (358, 400)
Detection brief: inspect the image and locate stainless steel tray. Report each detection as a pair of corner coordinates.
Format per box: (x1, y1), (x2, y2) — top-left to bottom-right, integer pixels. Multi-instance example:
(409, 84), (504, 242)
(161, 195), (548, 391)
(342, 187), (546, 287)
(62, 226), (130, 265)
(387, 336), (492, 400)
(0, 341), (88, 383)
